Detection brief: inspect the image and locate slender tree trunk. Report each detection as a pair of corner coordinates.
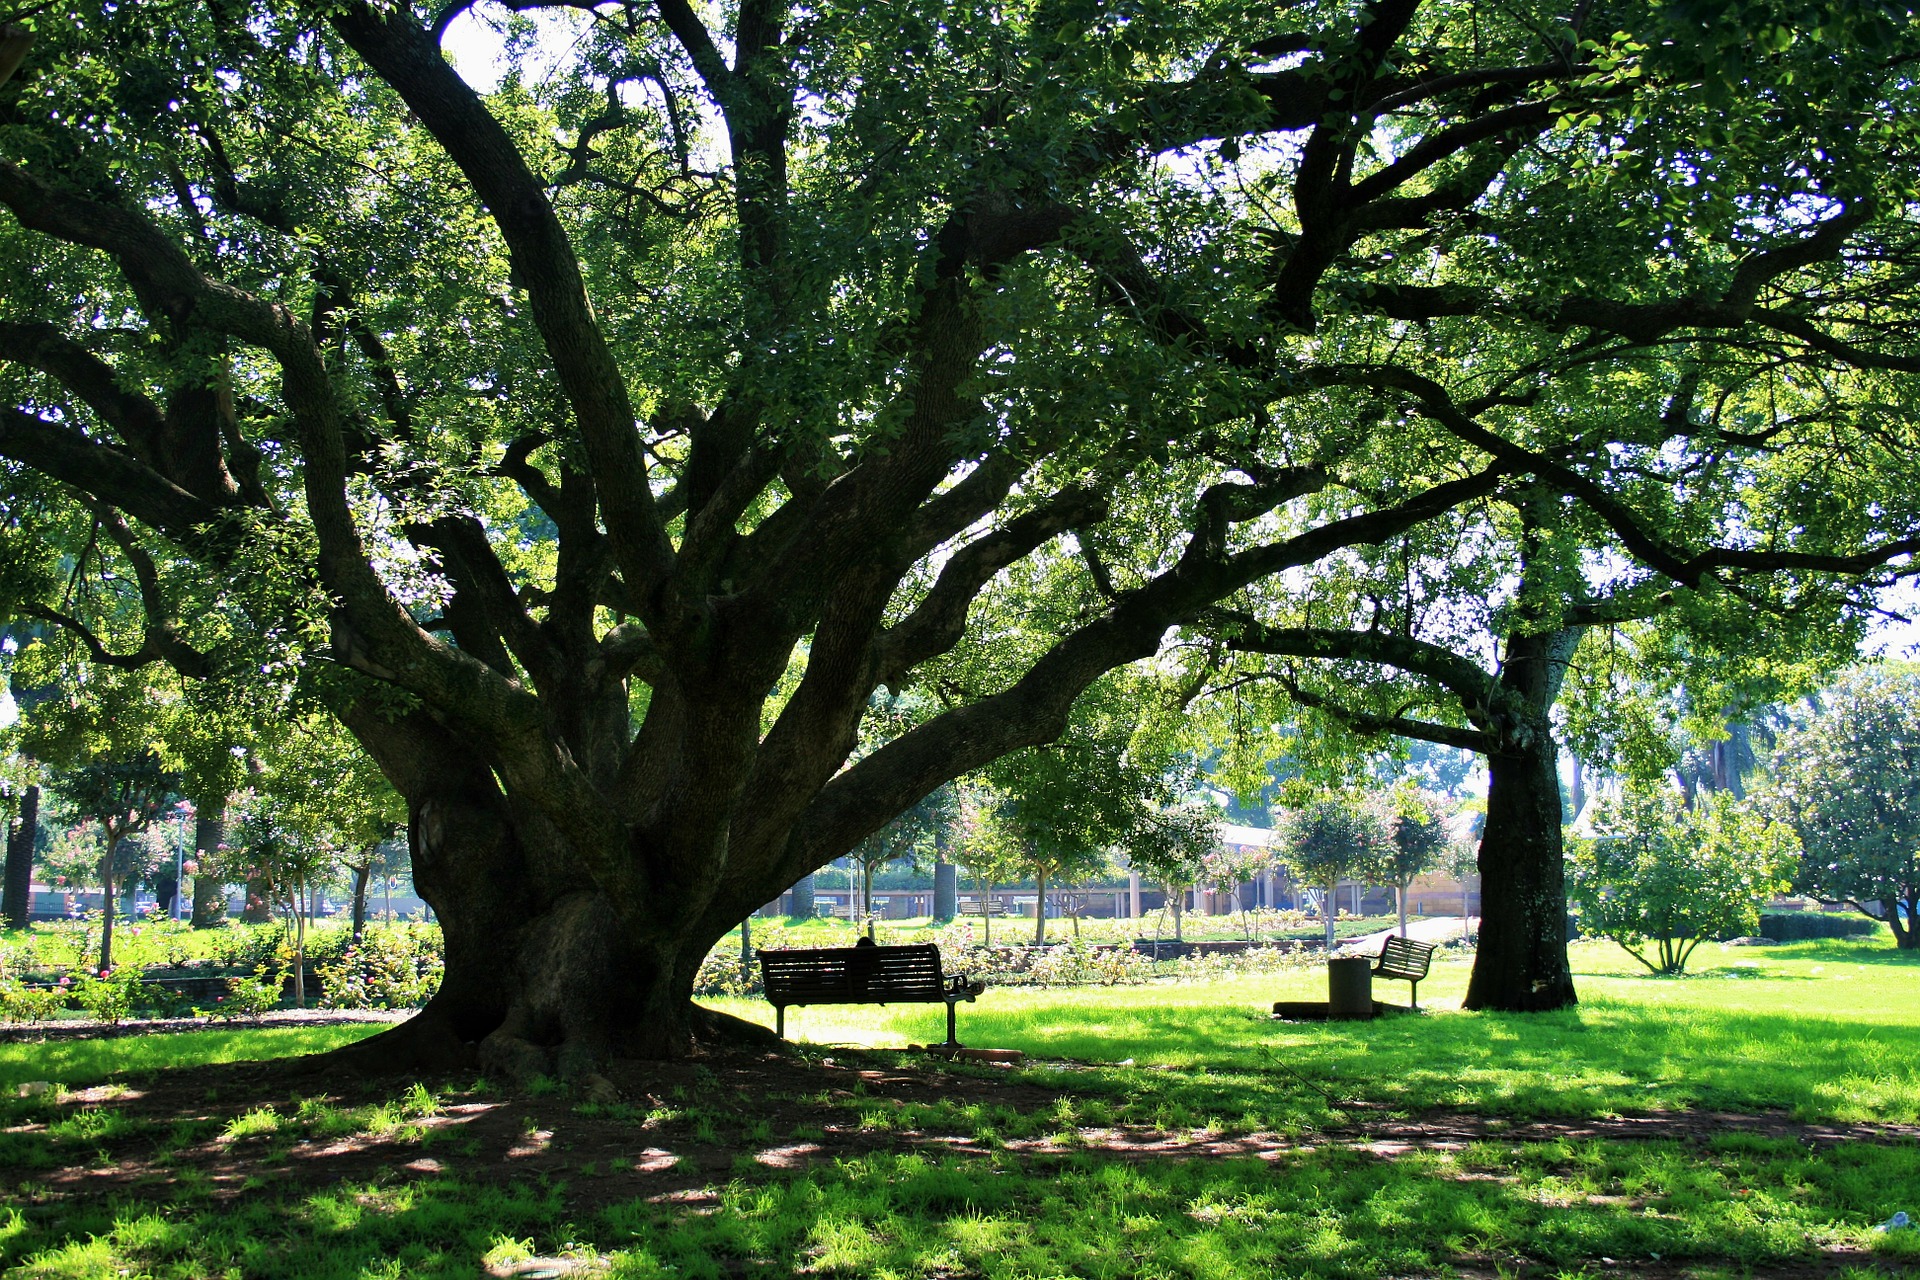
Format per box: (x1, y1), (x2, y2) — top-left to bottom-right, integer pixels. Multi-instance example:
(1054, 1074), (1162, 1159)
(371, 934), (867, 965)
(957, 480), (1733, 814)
(99, 853), (116, 973)
(351, 862), (372, 940)
(982, 880), (994, 947)
(3, 784), (37, 929)
(1397, 882), (1409, 938)
(740, 912), (753, 964)
(1322, 879), (1336, 951)
(1464, 735), (1578, 1010)
(1033, 867), (1048, 944)
(292, 879), (308, 1008)
(1170, 884), (1184, 942)
(863, 862), (875, 940)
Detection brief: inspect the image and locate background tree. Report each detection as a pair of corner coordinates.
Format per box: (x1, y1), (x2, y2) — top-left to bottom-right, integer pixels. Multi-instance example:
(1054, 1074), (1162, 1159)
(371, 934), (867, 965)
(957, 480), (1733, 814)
(1569, 787), (1797, 974)
(4, 0), (1919, 1070)
(1373, 786), (1451, 938)
(846, 787), (953, 940)
(1763, 666), (1920, 948)
(1199, 836), (1272, 941)
(1, 763), (39, 929)
(952, 788), (1025, 949)
(43, 755), (177, 970)
(1279, 795), (1391, 950)
(1127, 801), (1224, 944)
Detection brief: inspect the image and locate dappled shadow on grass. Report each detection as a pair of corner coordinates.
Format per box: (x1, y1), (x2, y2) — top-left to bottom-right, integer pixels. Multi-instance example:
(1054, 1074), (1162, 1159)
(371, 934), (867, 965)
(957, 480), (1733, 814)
(7, 1132), (1919, 1279)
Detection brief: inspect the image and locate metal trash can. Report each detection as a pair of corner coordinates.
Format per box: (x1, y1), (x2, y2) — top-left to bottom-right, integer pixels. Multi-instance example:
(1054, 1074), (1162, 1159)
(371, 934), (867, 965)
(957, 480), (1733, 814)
(1327, 955), (1374, 1018)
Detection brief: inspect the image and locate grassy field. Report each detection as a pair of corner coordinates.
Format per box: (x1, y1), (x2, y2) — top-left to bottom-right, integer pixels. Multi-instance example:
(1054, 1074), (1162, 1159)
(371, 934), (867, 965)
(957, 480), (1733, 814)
(1, 937), (1915, 1279)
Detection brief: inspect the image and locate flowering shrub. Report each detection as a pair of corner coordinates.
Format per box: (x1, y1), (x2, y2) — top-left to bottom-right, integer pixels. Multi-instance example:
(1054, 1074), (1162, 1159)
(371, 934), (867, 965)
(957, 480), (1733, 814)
(694, 950), (760, 998)
(0, 979), (66, 1024)
(205, 921), (296, 973)
(914, 925), (1147, 986)
(313, 926), (442, 1010)
(1171, 945), (1314, 983)
(71, 969), (154, 1025)
(221, 965), (286, 1020)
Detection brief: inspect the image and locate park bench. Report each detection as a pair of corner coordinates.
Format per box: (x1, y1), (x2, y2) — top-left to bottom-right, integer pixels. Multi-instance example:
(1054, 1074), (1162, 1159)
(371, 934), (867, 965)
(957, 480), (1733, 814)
(1371, 935), (1437, 1009)
(759, 942), (984, 1047)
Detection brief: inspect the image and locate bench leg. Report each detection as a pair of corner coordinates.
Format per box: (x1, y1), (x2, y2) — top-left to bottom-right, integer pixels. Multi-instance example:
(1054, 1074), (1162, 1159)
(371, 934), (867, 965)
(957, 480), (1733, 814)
(1409, 980), (1418, 1011)
(777, 1006), (786, 1039)
(944, 1001), (960, 1049)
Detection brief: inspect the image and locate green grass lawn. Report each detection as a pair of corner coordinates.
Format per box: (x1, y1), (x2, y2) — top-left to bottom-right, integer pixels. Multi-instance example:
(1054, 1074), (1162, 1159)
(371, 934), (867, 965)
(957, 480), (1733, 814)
(0, 1021), (383, 1093)
(708, 937), (1920, 1125)
(2, 937), (1917, 1279)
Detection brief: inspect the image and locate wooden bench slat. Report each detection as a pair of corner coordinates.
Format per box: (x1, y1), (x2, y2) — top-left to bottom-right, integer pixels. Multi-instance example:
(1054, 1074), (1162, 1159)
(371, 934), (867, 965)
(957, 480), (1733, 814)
(759, 942), (984, 1047)
(1370, 935), (1436, 1009)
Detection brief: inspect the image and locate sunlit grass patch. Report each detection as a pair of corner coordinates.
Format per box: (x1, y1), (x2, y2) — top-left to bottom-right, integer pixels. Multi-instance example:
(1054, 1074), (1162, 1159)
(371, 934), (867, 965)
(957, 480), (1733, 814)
(704, 936), (1920, 1125)
(0, 1022), (387, 1093)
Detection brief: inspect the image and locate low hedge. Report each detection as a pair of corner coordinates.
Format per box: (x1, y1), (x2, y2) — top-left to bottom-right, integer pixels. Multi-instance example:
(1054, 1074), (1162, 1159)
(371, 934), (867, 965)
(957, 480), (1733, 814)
(1755, 911), (1885, 941)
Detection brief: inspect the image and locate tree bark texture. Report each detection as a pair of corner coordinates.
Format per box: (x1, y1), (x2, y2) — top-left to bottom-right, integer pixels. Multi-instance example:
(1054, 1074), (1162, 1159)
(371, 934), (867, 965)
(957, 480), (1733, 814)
(1887, 896), (1918, 949)
(3, 784), (36, 929)
(1464, 737), (1578, 1009)
(933, 861), (957, 923)
(1462, 625), (1582, 1012)
(350, 862), (371, 940)
(789, 873), (815, 919)
(190, 812), (226, 927)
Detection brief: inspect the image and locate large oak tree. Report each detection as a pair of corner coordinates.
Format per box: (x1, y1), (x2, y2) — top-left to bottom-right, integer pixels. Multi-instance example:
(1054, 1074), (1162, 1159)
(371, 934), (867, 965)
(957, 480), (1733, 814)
(3, 0), (1917, 1071)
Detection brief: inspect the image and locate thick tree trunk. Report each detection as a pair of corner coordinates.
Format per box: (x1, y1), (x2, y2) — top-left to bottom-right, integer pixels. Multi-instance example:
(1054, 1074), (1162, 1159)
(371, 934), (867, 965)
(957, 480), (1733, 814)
(1464, 737), (1578, 1010)
(190, 812), (227, 927)
(1887, 897), (1917, 949)
(3, 784), (36, 929)
(933, 859), (957, 923)
(155, 870), (179, 918)
(329, 708), (776, 1080)
(789, 873), (815, 919)
(242, 869), (274, 924)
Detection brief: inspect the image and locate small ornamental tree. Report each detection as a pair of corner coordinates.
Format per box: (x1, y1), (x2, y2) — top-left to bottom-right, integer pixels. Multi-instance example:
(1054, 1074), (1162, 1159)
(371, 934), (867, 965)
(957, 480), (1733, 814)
(847, 786), (954, 939)
(1568, 788), (1797, 975)
(1763, 667), (1920, 948)
(951, 787), (1025, 949)
(1201, 837), (1273, 942)
(1279, 795), (1392, 950)
(43, 757), (178, 972)
(1373, 787), (1452, 938)
(1127, 802), (1222, 943)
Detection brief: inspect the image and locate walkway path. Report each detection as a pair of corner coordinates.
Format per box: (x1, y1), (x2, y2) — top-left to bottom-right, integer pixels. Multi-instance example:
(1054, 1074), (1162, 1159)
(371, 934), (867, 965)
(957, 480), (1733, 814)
(1335, 914), (1477, 954)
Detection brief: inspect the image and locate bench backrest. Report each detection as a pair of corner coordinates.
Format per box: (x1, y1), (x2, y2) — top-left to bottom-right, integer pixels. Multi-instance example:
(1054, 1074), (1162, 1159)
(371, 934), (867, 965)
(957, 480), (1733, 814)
(1376, 935), (1436, 979)
(759, 943), (947, 1003)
